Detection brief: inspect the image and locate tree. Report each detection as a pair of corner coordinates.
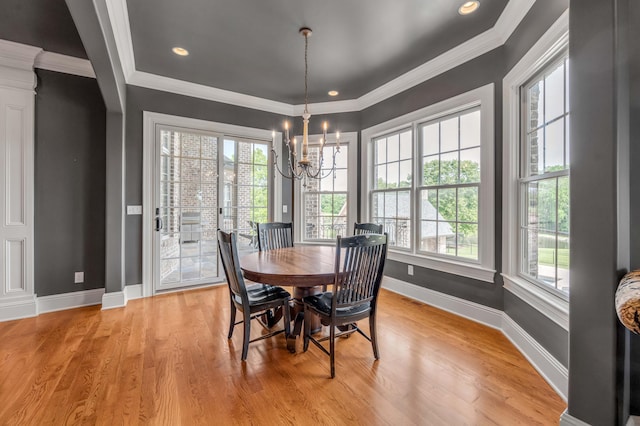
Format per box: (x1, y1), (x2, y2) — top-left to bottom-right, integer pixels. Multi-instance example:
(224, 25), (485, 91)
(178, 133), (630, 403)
(422, 159), (479, 237)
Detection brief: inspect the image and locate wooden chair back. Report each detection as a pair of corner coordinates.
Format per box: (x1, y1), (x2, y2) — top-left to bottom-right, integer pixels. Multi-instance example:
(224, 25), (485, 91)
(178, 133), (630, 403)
(217, 230), (248, 303)
(256, 222), (294, 251)
(353, 222), (383, 235)
(332, 233), (388, 311)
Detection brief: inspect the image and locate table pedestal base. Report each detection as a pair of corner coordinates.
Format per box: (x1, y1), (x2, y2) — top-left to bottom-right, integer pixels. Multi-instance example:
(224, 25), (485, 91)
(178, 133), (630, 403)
(286, 286), (323, 352)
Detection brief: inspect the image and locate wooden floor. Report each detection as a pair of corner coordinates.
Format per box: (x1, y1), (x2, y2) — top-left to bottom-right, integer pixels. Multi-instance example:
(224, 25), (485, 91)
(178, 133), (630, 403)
(0, 286), (565, 425)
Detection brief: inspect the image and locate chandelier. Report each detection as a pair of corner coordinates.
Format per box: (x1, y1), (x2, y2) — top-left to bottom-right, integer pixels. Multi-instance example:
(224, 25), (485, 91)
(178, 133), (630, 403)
(272, 27), (340, 186)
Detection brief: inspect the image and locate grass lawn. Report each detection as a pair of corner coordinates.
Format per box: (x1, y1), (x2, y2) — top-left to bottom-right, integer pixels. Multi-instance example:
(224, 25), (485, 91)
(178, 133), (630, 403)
(538, 247), (570, 268)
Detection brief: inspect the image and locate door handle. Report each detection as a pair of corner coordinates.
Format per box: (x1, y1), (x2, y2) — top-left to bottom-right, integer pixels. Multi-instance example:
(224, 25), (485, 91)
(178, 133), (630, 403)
(155, 208), (163, 232)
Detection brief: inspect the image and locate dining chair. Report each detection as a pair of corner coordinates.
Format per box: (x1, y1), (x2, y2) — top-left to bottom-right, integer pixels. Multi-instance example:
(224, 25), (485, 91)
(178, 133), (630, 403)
(256, 222), (294, 251)
(353, 222), (383, 235)
(303, 233), (388, 378)
(217, 229), (291, 361)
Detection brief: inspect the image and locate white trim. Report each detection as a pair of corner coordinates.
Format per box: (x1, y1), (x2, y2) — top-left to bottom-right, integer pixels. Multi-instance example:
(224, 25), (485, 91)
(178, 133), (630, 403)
(383, 276), (568, 401)
(293, 132), (358, 244)
(124, 284), (143, 300)
(502, 11), (569, 325)
(361, 84), (495, 281)
(382, 276), (503, 328)
(560, 411), (592, 426)
(0, 295), (37, 322)
(101, 290), (126, 310)
(390, 251), (496, 283)
(627, 416), (640, 426)
(502, 312), (568, 400)
(0, 39), (41, 90)
(104, 0), (136, 80)
(104, 0), (534, 115)
(142, 112), (281, 297)
(503, 274), (569, 330)
(37, 288), (104, 314)
(34, 52), (95, 78)
(130, 71), (294, 116)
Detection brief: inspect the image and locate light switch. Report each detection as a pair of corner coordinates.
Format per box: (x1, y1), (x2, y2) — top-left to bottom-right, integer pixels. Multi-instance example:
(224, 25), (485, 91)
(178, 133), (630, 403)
(408, 265), (414, 276)
(75, 272), (84, 283)
(282, 205), (288, 214)
(127, 205), (143, 215)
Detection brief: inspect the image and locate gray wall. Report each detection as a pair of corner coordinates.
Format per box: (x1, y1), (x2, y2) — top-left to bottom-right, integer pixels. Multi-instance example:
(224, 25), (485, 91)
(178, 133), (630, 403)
(34, 70), (106, 297)
(568, 0), (625, 423)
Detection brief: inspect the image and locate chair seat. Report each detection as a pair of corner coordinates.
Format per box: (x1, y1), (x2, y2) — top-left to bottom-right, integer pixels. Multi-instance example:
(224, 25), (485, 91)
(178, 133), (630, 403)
(303, 292), (370, 317)
(234, 283), (291, 306)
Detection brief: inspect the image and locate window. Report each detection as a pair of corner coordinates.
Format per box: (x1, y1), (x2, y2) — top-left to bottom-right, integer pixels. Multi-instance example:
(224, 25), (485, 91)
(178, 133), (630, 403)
(519, 56), (570, 294)
(502, 11), (569, 328)
(362, 85), (495, 282)
(419, 109), (481, 260)
(296, 133), (357, 243)
(371, 129), (412, 249)
(222, 138), (271, 252)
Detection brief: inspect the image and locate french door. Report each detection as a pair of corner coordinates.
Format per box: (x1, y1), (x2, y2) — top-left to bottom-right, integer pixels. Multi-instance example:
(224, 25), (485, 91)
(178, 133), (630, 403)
(152, 125), (273, 292)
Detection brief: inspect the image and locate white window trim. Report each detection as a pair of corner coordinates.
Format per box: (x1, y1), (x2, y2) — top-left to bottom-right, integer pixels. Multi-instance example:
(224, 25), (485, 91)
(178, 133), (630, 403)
(294, 132), (358, 244)
(142, 111), (282, 297)
(361, 84), (495, 282)
(502, 10), (569, 330)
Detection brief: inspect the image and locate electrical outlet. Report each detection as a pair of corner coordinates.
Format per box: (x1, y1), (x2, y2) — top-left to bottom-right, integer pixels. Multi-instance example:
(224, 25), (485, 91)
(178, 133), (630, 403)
(74, 272), (84, 283)
(407, 265), (414, 276)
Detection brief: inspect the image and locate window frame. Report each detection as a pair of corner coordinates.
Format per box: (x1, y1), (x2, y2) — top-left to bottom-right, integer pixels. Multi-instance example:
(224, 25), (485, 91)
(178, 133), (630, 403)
(502, 11), (569, 330)
(294, 132), (358, 244)
(361, 84), (495, 282)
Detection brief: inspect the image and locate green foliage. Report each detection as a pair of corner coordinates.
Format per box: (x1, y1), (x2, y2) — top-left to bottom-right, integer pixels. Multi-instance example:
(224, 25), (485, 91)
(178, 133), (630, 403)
(422, 159), (479, 237)
(321, 194), (347, 215)
(250, 147), (269, 223)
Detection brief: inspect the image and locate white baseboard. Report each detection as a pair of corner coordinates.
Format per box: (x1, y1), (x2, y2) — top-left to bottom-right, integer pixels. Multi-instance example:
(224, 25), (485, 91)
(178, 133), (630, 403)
(382, 276), (568, 401)
(38, 288), (104, 314)
(560, 410), (591, 426)
(628, 415), (640, 426)
(101, 291), (126, 310)
(0, 295), (38, 322)
(502, 313), (568, 400)
(382, 276), (503, 329)
(125, 284), (143, 300)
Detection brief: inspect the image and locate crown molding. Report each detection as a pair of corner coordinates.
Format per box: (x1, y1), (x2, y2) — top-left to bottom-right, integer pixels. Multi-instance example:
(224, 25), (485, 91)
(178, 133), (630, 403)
(107, 0), (541, 116)
(493, 0), (537, 43)
(0, 39), (42, 90)
(0, 39), (42, 71)
(105, 0), (136, 79)
(35, 51), (95, 78)
(129, 70), (294, 115)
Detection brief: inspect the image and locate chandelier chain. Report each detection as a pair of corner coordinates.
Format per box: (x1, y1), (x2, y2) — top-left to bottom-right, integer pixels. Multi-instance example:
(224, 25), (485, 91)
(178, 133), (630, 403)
(304, 32), (309, 114)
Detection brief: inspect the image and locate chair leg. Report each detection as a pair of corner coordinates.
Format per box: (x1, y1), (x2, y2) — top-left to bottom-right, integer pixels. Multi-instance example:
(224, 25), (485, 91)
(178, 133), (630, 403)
(241, 310), (251, 361)
(283, 301), (291, 337)
(303, 306), (311, 352)
(370, 311), (379, 359)
(330, 324), (336, 378)
(228, 301), (236, 339)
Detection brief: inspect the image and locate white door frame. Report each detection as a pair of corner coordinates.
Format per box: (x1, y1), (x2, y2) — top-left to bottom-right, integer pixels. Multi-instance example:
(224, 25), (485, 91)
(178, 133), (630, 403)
(142, 112), (282, 297)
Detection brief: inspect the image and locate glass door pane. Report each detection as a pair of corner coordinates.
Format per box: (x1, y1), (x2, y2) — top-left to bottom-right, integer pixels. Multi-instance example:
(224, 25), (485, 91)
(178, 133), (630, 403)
(156, 128), (220, 290)
(221, 138), (270, 255)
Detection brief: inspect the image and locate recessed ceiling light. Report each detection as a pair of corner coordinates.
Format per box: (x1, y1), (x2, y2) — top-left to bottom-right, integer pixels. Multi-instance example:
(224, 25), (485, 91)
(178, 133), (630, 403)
(172, 47), (189, 56)
(328, 90), (339, 97)
(458, 1), (480, 15)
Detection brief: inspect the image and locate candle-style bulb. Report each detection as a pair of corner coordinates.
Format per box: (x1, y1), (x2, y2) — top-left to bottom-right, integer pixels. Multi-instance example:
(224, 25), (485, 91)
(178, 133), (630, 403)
(323, 121), (328, 131)
(284, 121), (289, 130)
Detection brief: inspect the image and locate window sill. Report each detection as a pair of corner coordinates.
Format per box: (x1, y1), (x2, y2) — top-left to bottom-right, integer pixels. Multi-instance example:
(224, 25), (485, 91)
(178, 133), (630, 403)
(389, 251), (496, 283)
(502, 274), (569, 330)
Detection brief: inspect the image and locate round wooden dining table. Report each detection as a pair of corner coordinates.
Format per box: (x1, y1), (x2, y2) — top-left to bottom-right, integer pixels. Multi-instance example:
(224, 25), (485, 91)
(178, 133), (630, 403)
(240, 245), (336, 351)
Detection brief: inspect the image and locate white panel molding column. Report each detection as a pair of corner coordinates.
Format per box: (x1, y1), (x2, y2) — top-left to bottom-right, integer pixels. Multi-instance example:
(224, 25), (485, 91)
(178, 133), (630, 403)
(0, 40), (41, 321)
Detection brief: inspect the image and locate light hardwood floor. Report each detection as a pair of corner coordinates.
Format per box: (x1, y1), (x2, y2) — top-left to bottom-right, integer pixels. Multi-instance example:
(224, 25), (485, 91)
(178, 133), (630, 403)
(0, 286), (565, 425)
